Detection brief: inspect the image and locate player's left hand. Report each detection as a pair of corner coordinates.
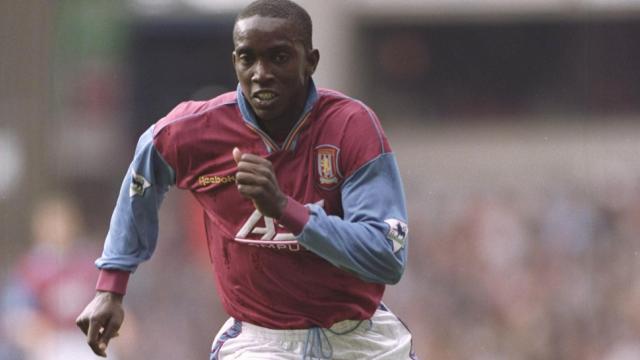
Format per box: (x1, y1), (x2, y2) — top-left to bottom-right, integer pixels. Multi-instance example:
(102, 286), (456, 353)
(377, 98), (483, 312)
(233, 147), (287, 219)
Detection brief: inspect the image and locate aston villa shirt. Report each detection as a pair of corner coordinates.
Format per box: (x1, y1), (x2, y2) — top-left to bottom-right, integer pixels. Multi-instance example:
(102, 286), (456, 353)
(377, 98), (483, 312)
(96, 82), (409, 329)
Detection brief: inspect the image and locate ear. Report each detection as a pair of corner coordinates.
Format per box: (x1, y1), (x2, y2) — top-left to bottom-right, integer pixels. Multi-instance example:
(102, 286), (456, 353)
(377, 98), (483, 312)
(231, 51), (237, 67)
(306, 49), (320, 76)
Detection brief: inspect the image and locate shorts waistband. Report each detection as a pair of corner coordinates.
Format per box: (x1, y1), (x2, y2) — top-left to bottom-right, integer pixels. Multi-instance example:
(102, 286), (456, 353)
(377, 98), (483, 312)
(236, 309), (384, 341)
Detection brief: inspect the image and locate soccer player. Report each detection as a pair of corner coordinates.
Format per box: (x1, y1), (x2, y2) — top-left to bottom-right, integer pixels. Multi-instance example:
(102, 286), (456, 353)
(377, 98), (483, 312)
(76, 0), (415, 358)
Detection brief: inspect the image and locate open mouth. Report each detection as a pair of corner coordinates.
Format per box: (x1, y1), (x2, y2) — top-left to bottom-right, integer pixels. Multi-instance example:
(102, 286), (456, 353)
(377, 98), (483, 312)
(252, 91), (279, 107)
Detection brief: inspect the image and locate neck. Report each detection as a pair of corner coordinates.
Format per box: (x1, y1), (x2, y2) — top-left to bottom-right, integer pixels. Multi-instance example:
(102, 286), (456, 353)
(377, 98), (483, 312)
(257, 112), (299, 142)
(258, 88), (308, 142)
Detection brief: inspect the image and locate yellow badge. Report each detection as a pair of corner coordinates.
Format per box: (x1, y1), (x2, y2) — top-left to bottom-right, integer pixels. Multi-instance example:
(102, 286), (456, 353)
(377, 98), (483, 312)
(315, 145), (341, 190)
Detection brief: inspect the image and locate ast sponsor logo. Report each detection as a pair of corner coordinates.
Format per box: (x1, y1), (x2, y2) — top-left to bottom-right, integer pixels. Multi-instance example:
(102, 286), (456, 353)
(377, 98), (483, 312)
(235, 200), (324, 252)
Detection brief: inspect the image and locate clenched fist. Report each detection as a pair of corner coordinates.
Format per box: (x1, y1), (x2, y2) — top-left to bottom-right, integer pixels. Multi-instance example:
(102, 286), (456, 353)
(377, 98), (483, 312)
(233, 147), (288, 218)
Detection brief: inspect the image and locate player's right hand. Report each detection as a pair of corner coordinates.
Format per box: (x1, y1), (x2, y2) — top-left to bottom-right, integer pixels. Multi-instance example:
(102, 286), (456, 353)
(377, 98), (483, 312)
(76, 291), (124, 357)
(233, 147), (288, 219)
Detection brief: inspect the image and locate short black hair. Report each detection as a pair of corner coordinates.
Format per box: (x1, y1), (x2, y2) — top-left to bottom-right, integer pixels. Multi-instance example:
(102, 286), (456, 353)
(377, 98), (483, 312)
(236, 0), (313, 49)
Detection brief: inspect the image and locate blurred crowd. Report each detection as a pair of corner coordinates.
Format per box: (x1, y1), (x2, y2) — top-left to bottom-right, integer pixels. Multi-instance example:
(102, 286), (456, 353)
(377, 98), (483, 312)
(392, 180), (640, 359)
(0, 195), (107, 359)
(2, 171), (639, 360)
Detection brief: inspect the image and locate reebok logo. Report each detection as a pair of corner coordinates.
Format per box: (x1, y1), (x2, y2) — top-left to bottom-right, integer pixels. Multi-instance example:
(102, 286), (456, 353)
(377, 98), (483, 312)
(198, 175), (235, 187)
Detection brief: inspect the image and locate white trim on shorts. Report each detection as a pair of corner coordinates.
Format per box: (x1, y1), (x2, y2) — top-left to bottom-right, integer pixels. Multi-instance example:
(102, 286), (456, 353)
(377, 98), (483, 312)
(210, 304), (417, 360)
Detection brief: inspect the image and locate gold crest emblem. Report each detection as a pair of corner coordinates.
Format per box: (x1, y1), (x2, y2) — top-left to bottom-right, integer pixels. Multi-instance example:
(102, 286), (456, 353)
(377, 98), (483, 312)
(315, 145), (341, 190)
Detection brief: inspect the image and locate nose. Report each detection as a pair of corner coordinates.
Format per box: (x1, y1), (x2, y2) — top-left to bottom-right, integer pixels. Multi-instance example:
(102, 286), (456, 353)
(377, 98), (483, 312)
(251, 60), (274, 84)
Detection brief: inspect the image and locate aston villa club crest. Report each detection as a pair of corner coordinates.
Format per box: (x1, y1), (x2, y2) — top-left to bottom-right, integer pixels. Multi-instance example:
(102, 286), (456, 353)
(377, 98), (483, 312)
(315, 145), (342, 190)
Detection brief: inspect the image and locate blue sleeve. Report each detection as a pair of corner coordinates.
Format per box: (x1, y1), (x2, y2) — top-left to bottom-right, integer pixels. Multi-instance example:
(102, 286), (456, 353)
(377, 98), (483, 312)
(297, 153), (409, 284)
(95, 125), (176, 272)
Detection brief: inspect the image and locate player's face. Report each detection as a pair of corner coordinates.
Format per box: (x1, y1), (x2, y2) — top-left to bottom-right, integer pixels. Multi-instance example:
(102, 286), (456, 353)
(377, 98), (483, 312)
(233, 16), (318, 125)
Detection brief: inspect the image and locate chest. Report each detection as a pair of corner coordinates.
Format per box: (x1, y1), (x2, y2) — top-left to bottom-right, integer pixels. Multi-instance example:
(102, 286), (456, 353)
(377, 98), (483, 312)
(182, 122), (345, 230)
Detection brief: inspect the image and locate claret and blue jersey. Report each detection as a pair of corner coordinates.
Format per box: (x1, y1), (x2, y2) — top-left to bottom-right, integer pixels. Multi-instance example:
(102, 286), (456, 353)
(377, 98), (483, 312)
(96, 81), (409, 329)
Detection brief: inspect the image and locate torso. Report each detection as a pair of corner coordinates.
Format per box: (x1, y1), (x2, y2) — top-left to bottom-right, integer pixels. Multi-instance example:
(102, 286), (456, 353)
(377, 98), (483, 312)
(153, 89), (385, 329)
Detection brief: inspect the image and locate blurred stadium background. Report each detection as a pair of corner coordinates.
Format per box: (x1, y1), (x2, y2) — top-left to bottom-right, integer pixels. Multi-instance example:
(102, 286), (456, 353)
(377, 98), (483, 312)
(1, 0), (640, 359)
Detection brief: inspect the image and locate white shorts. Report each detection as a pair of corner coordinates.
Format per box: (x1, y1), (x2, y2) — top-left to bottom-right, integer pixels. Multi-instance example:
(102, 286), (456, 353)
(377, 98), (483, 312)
(209, 304), (417, 359)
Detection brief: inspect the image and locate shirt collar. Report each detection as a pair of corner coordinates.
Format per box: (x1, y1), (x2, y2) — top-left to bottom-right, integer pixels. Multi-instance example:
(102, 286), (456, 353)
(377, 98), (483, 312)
(236, 79), (318, 129)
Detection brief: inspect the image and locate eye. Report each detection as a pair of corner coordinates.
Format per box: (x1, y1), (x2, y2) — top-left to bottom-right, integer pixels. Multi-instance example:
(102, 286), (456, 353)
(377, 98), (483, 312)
(273, 52), (289, 64)
(237, 53), (254, 66)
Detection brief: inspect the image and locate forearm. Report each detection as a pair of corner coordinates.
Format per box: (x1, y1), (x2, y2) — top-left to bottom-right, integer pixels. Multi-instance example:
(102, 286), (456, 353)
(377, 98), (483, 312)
(95, 125), (175, 292)
(283, 153), (409, 284)
(299, 207), (406, 284)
